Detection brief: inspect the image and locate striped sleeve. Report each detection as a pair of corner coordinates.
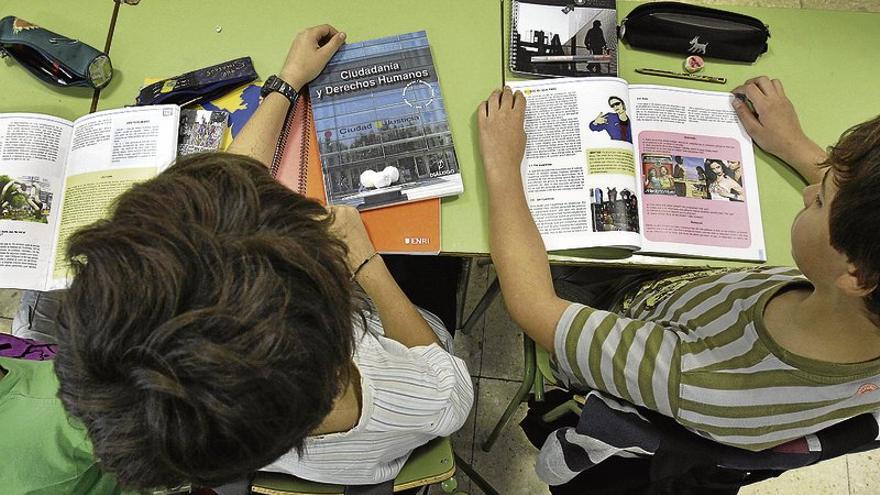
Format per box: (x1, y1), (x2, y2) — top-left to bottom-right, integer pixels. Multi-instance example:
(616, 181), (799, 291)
(552, 303), (681, 417)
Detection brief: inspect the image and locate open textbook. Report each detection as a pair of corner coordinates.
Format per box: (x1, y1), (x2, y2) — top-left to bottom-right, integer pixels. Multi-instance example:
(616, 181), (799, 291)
(0, 105), (180, 290)
(508, 77), (765, 261)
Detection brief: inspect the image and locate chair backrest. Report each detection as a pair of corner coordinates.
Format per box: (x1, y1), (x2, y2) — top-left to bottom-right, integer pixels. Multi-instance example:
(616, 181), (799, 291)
(535, 344), (556, 387)
(250, 437), (456, 495)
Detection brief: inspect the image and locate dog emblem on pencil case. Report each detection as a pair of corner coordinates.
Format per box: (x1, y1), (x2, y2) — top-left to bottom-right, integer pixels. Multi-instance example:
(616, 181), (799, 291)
(12, 18), (39, 34)
(688, 36), (709, 55)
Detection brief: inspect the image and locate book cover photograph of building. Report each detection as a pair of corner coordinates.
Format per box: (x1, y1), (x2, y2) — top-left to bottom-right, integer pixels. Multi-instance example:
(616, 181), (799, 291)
(310, 31), (462, 210)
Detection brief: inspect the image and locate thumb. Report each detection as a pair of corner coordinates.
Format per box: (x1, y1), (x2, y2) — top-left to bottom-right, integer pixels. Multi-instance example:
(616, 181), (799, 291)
(319, 32), (346, 57)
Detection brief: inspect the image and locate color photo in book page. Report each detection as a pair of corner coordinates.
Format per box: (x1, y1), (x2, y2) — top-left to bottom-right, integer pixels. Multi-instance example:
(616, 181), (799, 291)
(638, 132), (750, 249)
(311, 31), (462, 211)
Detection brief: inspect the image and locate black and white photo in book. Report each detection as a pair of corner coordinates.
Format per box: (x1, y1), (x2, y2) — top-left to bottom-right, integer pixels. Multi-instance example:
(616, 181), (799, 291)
(511, 0), (618, 78)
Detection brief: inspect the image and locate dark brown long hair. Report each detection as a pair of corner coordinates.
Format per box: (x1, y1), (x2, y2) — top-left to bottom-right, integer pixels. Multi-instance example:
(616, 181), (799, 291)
(54, 153), (356, 489)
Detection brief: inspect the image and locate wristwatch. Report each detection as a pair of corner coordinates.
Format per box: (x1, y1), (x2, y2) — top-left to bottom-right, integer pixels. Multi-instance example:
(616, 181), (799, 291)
(260, 75), (299, 104)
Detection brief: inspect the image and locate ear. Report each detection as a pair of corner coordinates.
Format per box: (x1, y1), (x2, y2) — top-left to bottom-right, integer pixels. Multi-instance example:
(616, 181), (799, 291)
(835, 263), (876, 297)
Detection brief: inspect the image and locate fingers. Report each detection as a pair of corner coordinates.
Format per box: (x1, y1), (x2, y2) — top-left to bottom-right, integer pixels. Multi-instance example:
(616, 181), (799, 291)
(513, 90), (526, 111)
(744, 84), (766, 109)
(501, 86), (514, 109)
(489, 89), (502, 110)
(480, 88), (526, 122)
(319, 31), (347, 54)
(307, 24), (339, 41)
(771, 78), (785, 96)
(743, 76), (773, 95)
(732, 96), (762, 136)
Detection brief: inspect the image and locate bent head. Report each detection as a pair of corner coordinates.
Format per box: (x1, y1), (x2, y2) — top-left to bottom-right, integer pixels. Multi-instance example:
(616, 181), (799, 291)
(791, 115), (880, 316)
(54, 153), (357, 490)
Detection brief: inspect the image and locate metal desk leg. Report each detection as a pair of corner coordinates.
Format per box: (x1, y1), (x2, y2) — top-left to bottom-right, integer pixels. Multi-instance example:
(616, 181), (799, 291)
(458, 277), (500, 336)
(481, 335), (536, 452)
(453, 452), (501, 495)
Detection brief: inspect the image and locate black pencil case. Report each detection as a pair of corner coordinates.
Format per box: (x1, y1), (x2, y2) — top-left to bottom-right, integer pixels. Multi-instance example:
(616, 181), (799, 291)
(135, 57), (258, 107)
(0, 16), (113, 89)
(619, 2), (770, 62)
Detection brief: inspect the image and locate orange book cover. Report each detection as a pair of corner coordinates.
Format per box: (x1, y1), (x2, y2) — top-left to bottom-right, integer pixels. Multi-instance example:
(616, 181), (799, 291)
(274, 92), (440, 254)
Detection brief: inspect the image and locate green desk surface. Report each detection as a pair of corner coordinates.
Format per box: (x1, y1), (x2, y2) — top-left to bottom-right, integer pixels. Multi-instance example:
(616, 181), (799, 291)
(96, 0), (504, 252)
(76, 1), (880, 268)
(497, 0), (880, 269)
(0, 0), (113, 120)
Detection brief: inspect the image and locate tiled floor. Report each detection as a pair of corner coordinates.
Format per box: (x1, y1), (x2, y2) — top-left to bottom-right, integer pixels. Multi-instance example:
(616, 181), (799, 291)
(450, 260), (880, 495)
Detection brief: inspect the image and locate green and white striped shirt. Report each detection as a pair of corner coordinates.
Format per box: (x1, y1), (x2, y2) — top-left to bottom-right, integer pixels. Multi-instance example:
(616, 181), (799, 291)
(552, 266), (880, 451)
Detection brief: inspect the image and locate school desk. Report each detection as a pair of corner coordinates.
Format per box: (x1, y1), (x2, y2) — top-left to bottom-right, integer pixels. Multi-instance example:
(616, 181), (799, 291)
(5, 1), (879, 270)
(0, 0), (116, 120)
(500, 0), (880, 269)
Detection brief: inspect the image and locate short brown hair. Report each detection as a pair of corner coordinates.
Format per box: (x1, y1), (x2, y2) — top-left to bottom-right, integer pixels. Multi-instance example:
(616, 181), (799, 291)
(826, 115), (880, 315)
(54, 153), (356, 489)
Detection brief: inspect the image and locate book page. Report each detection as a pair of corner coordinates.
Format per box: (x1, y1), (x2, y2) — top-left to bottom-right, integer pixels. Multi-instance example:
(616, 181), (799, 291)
(630, 85), (765, 261)
(47, 105), (180, 288)
(508, 77), (641, 252)
(0, 114), (72, 290)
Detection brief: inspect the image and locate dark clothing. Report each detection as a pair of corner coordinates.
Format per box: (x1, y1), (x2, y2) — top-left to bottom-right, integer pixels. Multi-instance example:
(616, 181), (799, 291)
(384, 255), (462, 332)
(522, 389), (880, 495)
(585, 26), (607, 73)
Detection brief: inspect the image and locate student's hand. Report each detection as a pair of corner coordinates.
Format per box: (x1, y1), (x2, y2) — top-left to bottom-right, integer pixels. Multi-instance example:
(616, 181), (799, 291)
(280, 24), (347, 91)
(477, 87), (526, 183)
(328, 205), (376, 275)
(593, 112), (607, 125)
(732, 77), (826, 175)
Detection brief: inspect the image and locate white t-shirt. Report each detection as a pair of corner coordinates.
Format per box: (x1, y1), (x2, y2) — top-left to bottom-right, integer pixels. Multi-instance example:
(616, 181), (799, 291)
(261, 309), (474, 484)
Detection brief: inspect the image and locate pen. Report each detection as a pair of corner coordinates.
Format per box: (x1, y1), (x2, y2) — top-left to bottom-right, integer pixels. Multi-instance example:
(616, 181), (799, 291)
(635, 68), (726, 84)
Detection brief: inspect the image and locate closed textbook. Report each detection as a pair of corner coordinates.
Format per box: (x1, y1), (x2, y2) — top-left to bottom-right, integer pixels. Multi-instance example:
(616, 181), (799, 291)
(272, 90), (440, 254)
(310, 31), (463, 211)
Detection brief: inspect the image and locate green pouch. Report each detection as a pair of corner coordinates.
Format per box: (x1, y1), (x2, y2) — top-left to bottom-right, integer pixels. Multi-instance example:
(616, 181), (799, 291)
(0, 16), (112, 89)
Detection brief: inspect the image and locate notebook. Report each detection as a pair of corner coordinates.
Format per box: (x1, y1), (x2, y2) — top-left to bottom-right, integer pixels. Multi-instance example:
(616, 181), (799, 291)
(510, 0), (618, 78)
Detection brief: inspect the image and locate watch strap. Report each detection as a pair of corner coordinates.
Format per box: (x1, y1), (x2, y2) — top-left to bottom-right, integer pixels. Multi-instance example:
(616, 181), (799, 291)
(261, 75), (299, 104)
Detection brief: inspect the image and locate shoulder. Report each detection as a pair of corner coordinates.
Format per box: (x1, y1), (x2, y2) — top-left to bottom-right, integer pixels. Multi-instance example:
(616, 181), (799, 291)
(0, 357), (59, 399)
(356, 337), (473, 433)
(0, 359), (107, 493)
(621, 267), (804, 318)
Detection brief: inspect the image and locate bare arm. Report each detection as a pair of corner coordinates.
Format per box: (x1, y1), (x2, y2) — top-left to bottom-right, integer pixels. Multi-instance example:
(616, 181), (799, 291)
(329, 206), (440, 348)
(732, 76), (827, 184)
(477, 88), (569, 353)
(226, 25), (346, 166)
